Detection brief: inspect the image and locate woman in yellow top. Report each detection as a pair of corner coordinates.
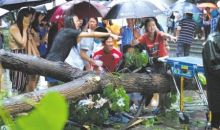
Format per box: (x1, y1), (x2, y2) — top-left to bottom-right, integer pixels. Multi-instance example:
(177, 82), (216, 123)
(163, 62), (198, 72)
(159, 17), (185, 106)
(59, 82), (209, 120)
(9, 7), (35, 93)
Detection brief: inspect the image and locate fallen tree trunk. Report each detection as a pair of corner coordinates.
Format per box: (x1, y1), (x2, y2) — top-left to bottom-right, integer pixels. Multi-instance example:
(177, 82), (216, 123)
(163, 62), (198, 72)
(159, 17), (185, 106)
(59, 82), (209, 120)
(0, 50), (202, 114)
(0, 50), (89, 82)
(2, 73), (171, 114)
(2, 73), (99, 114)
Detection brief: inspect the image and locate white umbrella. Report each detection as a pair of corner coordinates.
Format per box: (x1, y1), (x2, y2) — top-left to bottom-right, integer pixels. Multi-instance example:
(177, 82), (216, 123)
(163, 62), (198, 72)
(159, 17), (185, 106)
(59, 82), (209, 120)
(0, 8), (9, 17)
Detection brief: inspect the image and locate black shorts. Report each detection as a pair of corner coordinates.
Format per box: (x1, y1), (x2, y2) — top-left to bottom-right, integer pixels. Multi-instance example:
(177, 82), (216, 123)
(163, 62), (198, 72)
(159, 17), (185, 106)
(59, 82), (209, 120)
(211, 112), (220, 128)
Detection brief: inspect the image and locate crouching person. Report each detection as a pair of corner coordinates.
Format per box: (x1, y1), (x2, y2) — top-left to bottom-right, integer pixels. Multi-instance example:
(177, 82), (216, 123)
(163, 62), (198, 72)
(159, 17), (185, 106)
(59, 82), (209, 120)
(92, 27), (122, 74)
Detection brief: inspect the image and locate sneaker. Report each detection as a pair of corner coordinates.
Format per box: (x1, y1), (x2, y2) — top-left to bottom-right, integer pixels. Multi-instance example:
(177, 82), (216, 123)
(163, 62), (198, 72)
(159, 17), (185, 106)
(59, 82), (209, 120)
(201, 37), (205, 40)
(194, 36), (198, 40)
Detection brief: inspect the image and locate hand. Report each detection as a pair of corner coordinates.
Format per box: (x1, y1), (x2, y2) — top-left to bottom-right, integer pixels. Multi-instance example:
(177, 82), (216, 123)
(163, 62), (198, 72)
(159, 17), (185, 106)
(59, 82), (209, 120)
(166, 45), (170, 50)
(89, 59), (96, 66)
(170, 36), (177, 42)
(110, 33), (121, 40)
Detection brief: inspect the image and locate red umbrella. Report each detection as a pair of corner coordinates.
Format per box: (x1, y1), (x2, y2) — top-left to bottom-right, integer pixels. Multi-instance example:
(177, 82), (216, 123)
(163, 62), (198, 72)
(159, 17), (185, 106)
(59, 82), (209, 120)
(50, 6), (65, 22)
(197, 2), (217, 9)
(49, 1), (73, 22)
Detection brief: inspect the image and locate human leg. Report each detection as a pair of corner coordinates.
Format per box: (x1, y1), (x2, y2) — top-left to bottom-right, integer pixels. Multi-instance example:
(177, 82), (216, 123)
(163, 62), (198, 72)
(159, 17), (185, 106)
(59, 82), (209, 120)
(183, 44), (191, 56)
(176, 43), (184, 57)
(211, 112), (220, 130)
(26, 75), (39, 92)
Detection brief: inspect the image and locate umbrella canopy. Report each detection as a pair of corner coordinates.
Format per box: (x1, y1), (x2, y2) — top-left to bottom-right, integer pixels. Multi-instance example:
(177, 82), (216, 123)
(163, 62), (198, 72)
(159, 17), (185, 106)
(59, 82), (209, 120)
(0, 7), (8, 17)
(0, 0), (52, 10)
(197, 2), (217, 9)
(50, 0), (109, 22)
(104, 0), (162, 19)
(50, 5), (65, 22)
(170, 1), (201, 14)
(108, 0), (168, 11)
(65, 0), (108, 19)
(34, 0), (66, 13)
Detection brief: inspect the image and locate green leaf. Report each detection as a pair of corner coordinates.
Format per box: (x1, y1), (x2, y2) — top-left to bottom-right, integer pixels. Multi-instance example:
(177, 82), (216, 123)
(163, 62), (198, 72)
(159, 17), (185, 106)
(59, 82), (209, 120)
(184, 97), (193, 103)
(124, 49), (148, 68)
(15, 92), (68, 130)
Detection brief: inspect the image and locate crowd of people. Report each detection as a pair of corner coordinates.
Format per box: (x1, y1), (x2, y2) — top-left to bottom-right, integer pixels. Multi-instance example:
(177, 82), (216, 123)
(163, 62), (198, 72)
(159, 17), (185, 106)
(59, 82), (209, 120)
(5, 6), (177, 114)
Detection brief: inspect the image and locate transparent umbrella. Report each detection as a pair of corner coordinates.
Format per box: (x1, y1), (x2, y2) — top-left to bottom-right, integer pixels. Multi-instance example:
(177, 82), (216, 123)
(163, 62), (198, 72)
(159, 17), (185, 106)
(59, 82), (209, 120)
(170, 1), (202, 14)
(0, 7), (9, 17)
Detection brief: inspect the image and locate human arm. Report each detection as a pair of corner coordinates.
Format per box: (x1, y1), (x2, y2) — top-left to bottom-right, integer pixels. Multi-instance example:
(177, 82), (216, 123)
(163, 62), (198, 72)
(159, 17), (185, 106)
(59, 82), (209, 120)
(176, 26), (181, 38)
(161, 32), (177, 42)
(80, 49), (96, 65)
(78, 31), (121, 43)
(9, 25), (28, 48)
(29, 28), (40, 46)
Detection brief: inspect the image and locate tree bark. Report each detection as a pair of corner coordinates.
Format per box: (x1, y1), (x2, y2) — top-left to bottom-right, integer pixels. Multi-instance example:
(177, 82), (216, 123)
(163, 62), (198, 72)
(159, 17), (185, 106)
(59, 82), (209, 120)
(2, 73), (99, 114)
(2, 73), (171, 114)
(0, 50), (90, 82)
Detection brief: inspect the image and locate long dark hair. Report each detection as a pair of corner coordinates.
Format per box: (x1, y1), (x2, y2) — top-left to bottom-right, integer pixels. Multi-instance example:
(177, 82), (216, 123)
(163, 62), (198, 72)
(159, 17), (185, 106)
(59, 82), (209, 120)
(144, 18), (157, 42)
(64, 15), (77, 29)
(17, 7), (35, 36)
(46, 22), (58, 56)
(31, 12), (43, 33)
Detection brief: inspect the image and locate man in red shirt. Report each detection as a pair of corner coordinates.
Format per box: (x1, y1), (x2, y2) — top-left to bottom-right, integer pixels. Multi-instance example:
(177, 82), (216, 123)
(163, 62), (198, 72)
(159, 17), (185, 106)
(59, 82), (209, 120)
(93, 31), (122, 73)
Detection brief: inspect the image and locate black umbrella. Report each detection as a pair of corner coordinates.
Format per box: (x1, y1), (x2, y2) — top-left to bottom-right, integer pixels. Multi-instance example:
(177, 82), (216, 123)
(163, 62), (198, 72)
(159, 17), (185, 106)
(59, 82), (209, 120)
(104, 0), (162, 19)
(0, 0), (52, 10)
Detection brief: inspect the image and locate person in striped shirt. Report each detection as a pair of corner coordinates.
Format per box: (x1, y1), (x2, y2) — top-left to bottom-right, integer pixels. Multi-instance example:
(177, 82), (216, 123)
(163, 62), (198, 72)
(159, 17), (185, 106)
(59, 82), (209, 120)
(176, 11), (197, 57)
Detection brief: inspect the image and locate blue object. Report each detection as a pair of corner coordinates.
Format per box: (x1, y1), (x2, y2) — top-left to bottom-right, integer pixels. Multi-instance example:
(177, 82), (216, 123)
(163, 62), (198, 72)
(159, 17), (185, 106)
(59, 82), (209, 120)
(38, 43), (47, 57)
(170, 1), (201, 14)
(211, 9), (219, 18)
(165, 56), (204, 78)
(45, 77), (59, 83)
